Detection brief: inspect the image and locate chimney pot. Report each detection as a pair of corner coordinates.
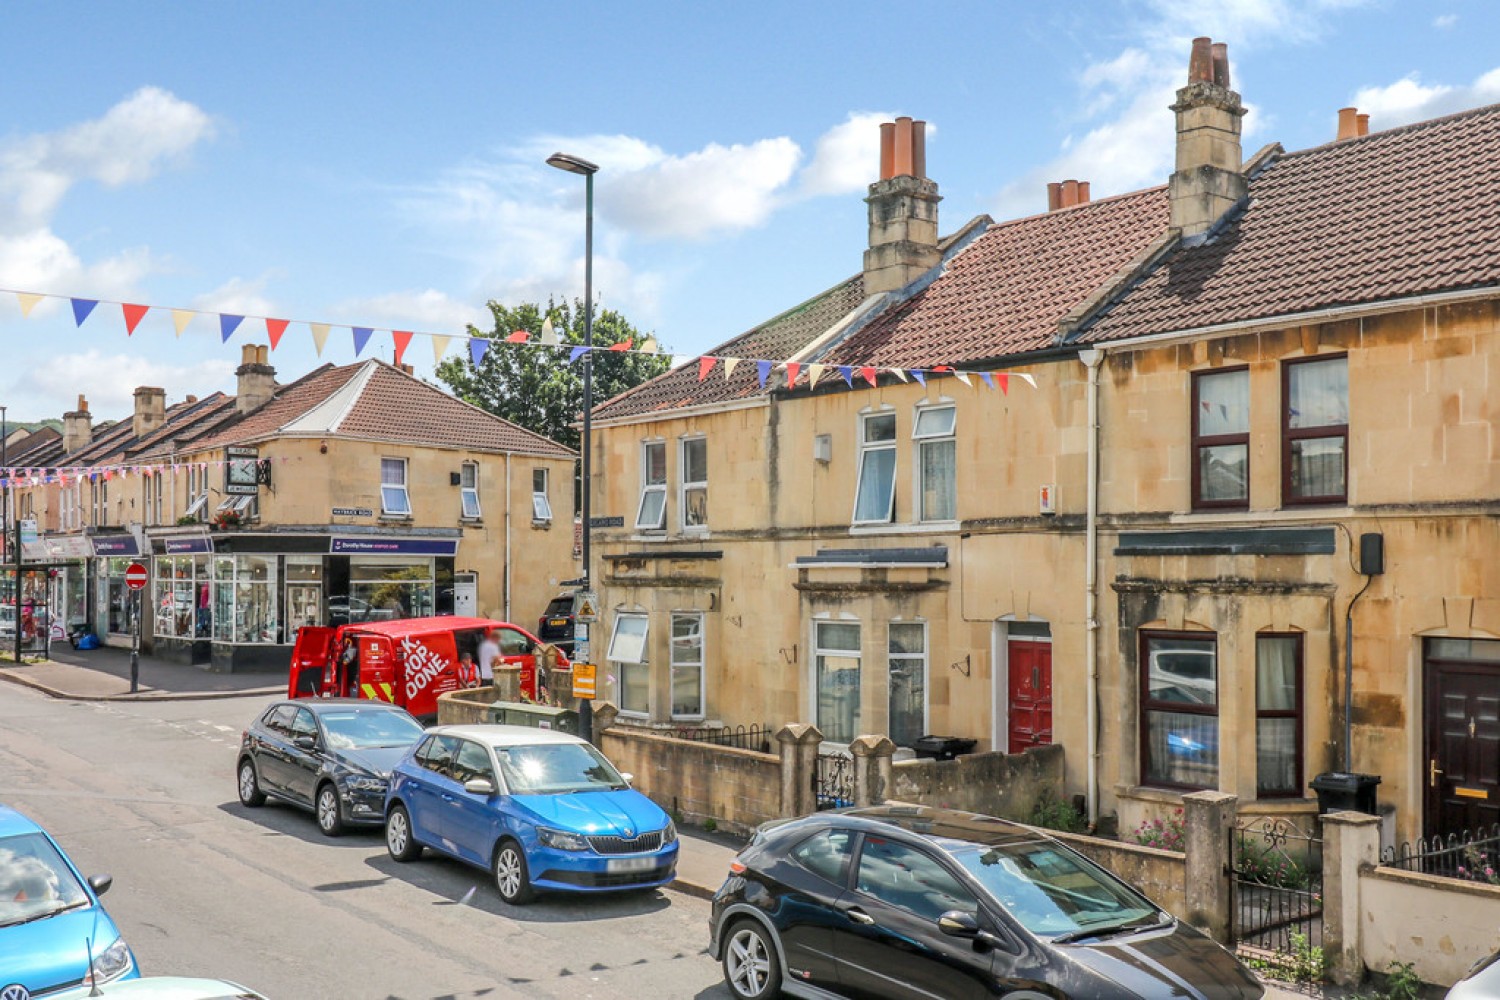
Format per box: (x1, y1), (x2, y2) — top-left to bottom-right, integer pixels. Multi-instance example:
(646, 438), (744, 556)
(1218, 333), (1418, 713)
(1077, 181), (1091, 204)
(879, 122), (895, 180)
(1210, 42), (1230, 88)
(1337, 107), (1359, 141)
(1357, 113), (1370, 137)
(1047, 182), (1062, 211)
(185, 395), (198, 404)
(235, 343), (277, 415)
(911, 120), (927, 180)
(893, 117), (914, 177)
(1188, 37), (1214, 83)
(240, 344), (256, 365)
(77, 395), (88, 413)
(1061, 179), (1080, 208)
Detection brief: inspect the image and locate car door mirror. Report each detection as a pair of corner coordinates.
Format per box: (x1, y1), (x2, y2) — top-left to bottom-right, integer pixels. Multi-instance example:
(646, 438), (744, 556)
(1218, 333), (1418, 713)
(293, 735), (317, 751)
(87, 873), (113, 897)
(619, 772), (634, 785)
(938, 910), (980, 938)
(464, 778), (496, 796)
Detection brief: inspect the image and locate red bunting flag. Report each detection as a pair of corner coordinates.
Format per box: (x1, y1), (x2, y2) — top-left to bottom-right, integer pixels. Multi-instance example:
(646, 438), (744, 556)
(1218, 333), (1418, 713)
(608, 338), (633, 352)
(392, 331), (413, 366)
(997, 373), (1009, 395)
(121, 303), (149, 336)
(505, 330), (529, 343)
(932, 365), (953, 373)
(860, 366), (878, 387)
(698, 356), (716, 381)
(785, 362), (801, 387)
(266, 318), (289, 349)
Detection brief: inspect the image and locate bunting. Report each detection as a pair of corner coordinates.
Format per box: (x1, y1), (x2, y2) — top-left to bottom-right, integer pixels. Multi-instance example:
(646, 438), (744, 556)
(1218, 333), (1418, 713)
(172, 309), (194, 336)
(431, 334), (451, 365)
(121, 303), (149, 336)
(698, 356), (716, 382)
(310, 323), (331, 356)
(351, 327), (373, 356)
(220, 314), (244, 343)
(71, 298), (97, 327)
(392, 331), (413, 366)
(266, 318), (289, 350)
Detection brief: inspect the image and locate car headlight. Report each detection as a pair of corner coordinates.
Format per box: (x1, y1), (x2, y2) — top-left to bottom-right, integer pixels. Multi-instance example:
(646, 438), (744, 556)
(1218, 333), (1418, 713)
(347, 776), (386, 792)
(536, 826), (591, 852)
(662, 819), (678, 845)
(88, 936), (133, 984)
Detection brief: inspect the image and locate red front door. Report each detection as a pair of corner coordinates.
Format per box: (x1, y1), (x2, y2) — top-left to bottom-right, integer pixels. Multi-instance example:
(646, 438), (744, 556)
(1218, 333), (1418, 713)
(1007, 640), (1053, 755)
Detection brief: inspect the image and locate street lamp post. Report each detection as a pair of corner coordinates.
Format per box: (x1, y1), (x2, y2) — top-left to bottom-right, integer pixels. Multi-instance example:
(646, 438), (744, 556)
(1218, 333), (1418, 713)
(547, 151), (600, 744)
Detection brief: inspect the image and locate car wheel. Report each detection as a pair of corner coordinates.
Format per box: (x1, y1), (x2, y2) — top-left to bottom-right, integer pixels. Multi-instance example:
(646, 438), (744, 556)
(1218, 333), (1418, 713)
(493, 840), (535, 905)
(316, 783), (344, 837)
(722, 918), (782, 999)
(386, 804), (422, 862)
(237, 759), (266, 807)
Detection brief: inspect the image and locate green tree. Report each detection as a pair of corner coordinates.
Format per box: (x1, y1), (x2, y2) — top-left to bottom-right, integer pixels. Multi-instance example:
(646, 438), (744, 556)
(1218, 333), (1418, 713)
(434, 299), (671, 452)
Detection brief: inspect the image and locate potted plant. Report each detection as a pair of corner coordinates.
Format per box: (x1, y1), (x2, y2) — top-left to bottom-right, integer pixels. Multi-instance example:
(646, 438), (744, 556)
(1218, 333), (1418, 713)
(212, 508), (243, 531)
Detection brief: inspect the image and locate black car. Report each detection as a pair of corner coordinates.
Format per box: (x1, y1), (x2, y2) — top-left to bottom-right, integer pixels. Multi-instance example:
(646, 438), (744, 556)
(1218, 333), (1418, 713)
(709, 804), (1264, 1000)
(236, 699), (425, 836)
(536, 594), (575, 655)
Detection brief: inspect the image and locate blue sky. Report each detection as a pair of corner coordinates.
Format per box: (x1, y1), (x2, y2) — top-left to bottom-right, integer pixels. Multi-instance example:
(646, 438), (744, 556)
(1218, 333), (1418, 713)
(2, 0), (1498, 422)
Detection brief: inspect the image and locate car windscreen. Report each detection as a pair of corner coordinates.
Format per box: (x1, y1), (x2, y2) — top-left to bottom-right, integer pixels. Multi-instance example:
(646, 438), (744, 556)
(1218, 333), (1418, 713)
(0, 832), (91, 928)
(952, 840), (1158, 938)
(319, 709), (424, 750)
(494, 742), (627, 795)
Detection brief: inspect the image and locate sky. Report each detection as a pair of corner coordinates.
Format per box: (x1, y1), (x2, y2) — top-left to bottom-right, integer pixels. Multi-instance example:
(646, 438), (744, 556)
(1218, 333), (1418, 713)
(2, 0), (1499, 423)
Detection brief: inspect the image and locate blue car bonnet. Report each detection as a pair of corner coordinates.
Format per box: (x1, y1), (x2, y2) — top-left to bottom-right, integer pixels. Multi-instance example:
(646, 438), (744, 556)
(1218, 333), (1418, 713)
(512, 789), (669, 838)
(0, 905), (122, 990)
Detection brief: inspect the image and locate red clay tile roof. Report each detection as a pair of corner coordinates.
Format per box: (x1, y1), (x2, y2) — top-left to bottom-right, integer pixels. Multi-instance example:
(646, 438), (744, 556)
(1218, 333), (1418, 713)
(183, 364), (359, 452)
(821, 187), (1168, 368)
(593, 275), (868, 421)
(1076, 102), (1500, 343)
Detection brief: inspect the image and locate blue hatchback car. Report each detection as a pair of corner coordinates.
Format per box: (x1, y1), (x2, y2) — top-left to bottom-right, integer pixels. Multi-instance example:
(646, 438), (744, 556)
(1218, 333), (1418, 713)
(384, 725), (678, 903)
(0, 804), (139, 992)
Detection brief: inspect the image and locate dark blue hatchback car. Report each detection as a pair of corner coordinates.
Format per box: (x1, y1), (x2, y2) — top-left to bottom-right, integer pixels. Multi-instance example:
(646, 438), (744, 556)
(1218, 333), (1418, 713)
(384, 724), (678, 903)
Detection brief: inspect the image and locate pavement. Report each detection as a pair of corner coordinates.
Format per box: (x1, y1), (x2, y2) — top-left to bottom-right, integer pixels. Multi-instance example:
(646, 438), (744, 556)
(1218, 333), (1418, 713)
(0, 647), (1369, 996)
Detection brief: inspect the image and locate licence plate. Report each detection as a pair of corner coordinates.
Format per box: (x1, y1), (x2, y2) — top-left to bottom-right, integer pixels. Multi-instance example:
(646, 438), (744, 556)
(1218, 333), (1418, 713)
(606, 856), (658, 873)
(548, 618), (569, 627)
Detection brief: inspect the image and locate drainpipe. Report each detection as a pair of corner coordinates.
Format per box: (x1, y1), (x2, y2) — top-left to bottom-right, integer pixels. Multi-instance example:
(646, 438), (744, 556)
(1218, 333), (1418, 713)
(1344, 573), (1374, 771)
(504, 454), (512, 621)
(1079, 348), (1105, 828)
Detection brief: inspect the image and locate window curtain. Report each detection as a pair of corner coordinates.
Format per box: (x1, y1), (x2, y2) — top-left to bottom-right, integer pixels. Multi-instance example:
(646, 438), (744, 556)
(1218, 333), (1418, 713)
(854, 448), (896, 522)
(920, 440), (956, 521)
(816, 623), (861, 743)
(1256, 636), (1299, 794)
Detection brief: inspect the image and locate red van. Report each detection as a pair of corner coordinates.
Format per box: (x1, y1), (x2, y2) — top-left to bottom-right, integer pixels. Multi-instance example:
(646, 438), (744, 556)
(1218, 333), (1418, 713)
(287, 617), (563, 721)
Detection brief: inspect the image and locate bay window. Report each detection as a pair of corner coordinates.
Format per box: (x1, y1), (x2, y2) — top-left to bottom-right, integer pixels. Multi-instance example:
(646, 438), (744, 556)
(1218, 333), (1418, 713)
(670, 612), (704, 719)
(815, 621), (862, 744)
(1140, 631), (1218, 790)
(1255, 634), (1303, 797)
(608, 613), (650, 715)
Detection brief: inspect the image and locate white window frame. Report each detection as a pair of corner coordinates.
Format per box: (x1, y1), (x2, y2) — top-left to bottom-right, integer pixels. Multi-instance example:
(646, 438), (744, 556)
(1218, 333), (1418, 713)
(608, 612), (651, 718)
(530, 467), (551, 522)
(669, 611), (705, 720)
(381, 457), (411, 516)
(852, 410), (898, 525)
(887, 620), (929, 748)
(634, 440), (668, 531)
(811, 616), (863, 746)
(460, 462), (482, 520)
(913, 403), (957, 524)
(184, 493), (209, 520)
(679, 436), (708, 533)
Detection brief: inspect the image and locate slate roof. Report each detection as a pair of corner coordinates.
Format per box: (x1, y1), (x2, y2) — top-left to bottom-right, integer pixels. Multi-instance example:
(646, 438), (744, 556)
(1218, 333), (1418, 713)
(1076, 102), (1500, 343)
(821, 187), (1168, 368)
(593, 275), (868, 421)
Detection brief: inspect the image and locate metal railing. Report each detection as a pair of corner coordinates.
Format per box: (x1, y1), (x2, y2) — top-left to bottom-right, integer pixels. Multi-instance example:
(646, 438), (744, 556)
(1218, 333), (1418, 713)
(814, 751), (854, 810)
(1382, 823), (1500, 883)
(669, 723), (775, 755)
(1229, 816), (1323, 957)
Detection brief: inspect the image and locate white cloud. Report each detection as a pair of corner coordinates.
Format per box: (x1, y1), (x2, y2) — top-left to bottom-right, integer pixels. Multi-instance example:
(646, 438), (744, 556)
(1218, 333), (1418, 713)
(332, 288), (488, 334)
(1433, 13), (1458, 29)
(605, 138), (801, 240)
(796, 112), (898, 197)
(1352, 67), (1500, 127)
(9, 350), (233, 419)
(191, 274), (277, 320)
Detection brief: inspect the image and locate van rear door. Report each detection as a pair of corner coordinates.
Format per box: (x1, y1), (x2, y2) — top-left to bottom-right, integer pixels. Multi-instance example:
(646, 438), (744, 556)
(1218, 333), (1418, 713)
(358, 635), (396, 703)
(289, 626), (336, 699)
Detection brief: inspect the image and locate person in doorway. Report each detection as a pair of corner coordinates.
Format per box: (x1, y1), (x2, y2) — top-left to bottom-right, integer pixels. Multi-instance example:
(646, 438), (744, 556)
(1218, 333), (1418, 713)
(340, 638), (360, 697)
(456, 651), (479, 689)
(476, 629), (500, 685)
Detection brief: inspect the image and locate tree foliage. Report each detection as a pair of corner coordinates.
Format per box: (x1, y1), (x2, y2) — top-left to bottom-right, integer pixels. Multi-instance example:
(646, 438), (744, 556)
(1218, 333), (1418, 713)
(434, 299), (671, 452)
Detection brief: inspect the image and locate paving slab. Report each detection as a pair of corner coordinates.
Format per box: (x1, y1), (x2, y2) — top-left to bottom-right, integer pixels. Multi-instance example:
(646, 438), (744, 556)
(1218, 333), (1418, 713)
(0, 641), (282, 701)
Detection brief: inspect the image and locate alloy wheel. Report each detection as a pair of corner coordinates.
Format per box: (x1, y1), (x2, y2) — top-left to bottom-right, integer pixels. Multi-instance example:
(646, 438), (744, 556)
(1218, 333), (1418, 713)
(726, 926), (773, 998)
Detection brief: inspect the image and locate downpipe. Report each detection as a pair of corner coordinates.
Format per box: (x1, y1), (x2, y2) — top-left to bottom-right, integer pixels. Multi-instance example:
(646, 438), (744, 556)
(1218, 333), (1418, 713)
(1079, 348), (1104, 828)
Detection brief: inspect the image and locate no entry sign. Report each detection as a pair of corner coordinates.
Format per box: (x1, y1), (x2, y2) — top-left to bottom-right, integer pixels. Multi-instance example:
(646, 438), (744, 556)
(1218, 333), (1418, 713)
(124, 561), (149, 591)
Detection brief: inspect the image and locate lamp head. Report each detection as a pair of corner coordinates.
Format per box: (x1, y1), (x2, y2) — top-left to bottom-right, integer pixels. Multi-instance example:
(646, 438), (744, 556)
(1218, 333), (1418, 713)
(546, 152), (599, 176)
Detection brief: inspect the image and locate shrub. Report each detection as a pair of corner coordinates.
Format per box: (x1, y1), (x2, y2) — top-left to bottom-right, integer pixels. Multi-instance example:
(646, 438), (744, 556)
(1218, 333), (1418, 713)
(1131, 808), (1184, 851)
(1027, 791), (1085, 833)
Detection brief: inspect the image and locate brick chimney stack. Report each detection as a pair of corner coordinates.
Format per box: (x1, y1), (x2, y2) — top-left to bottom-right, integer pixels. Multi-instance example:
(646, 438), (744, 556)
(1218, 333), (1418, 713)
(62, 395), (92, 453)
(1169, 37), (1247, 237)
(235, 344), (276, 415)
(864, 116), (942, 294)
(132, 386), (166, 440)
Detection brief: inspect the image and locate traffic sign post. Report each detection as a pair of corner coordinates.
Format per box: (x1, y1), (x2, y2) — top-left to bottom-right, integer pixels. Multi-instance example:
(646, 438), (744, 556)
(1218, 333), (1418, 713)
(125, 561), (147, 693)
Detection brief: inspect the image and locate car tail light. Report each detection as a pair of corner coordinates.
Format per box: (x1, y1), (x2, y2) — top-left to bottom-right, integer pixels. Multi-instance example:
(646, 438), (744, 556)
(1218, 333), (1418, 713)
(729, 861), (747, 875)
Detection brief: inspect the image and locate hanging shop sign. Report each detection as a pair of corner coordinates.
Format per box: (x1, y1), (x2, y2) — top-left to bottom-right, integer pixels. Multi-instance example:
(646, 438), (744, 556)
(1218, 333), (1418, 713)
(91, 535), (141, 557)
(225, 447), (260, 496)
(329, 537), (459, 557)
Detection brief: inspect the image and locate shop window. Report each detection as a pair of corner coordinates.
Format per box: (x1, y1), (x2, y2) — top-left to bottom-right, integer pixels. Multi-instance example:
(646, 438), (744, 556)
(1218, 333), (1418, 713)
(913, 406), (956, 522)
(608, 613), (650, 715)
(680, 437), (708, 531)
(888, 622), (927, 749)
(530, 468), (550, 522)
(635, 442), (667, 531)
(1283, 355), (1348, 505)
(1192, 367), (1249, 509)
(460, 462), (481, 519)
(670, 612), (704, 719)
(853, 412), (897, 524)
(349, 557), (434, 621)
(381, 457), (412, 516)
(815, 621), (861, 744)
(211, 555), (279, 644)
(1139, 631), (1218, 790)
(1256, 634), (1303, 797)
(153, 556), (211, 640)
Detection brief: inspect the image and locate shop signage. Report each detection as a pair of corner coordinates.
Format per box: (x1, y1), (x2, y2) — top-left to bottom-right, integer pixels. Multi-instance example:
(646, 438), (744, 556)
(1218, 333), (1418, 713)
(19, 520), (38, 545)
(163, 536), (214, 555)
(588, 516), (625, 528)
(331, 507), (374, 517)
(91, 535), (141, 557)
(23, 535), (94, 562)
(572, 662), (597, 700)
(329, 537), (458, 556)
(124, 562), (149, 590)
